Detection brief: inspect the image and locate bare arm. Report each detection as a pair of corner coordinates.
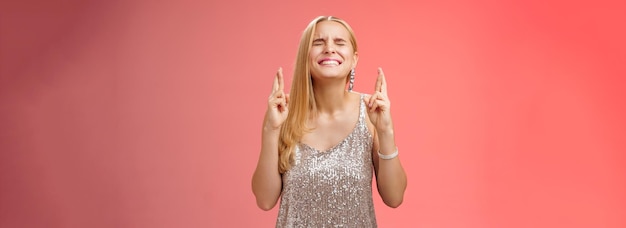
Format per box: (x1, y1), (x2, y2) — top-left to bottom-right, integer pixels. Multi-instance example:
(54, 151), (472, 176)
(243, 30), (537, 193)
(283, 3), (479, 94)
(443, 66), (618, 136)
(365, 68), (407, 208)
(372, 128), (407, 208)
(251, 68), (289, 210)
(251, 125), (283, 210)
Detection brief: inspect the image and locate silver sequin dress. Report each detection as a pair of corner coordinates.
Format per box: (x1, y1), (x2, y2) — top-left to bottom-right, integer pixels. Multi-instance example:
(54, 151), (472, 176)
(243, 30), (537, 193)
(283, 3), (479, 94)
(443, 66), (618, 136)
(276, 94), (377, 227)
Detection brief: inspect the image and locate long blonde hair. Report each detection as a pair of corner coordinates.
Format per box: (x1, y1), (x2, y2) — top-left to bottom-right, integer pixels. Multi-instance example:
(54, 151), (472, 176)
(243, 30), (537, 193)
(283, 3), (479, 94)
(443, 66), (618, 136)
(278, 16), (359, 173)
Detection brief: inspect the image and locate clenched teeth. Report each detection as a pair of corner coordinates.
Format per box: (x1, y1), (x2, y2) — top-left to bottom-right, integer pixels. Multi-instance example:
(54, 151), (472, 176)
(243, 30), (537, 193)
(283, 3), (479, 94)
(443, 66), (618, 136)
(320, 60), (340, 66)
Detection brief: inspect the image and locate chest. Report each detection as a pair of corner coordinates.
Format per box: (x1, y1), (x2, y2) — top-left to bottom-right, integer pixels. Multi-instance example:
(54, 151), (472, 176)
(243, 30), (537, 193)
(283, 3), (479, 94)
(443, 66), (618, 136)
(287, 138), (374, 188)
(301, 111), (360, 152)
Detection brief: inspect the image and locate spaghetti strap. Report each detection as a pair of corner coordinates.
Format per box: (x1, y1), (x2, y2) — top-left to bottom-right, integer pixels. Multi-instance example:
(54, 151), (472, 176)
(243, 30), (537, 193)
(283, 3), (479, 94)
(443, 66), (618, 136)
(359, 94), (366, 124)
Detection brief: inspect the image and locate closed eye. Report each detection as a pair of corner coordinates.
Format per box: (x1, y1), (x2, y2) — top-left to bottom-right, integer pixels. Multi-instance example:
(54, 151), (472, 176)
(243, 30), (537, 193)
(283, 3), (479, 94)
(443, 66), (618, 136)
(312, 38), (325, 46)
(334, 38), (347, 46)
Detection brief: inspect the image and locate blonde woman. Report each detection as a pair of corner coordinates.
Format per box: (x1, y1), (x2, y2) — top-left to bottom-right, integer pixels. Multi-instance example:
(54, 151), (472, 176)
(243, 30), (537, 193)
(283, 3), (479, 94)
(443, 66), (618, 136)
(252, 16), (407, 227)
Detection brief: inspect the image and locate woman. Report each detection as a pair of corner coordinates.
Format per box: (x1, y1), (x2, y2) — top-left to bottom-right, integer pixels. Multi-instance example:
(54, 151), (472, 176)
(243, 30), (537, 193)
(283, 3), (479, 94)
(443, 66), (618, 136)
(252, 16), (407, 227)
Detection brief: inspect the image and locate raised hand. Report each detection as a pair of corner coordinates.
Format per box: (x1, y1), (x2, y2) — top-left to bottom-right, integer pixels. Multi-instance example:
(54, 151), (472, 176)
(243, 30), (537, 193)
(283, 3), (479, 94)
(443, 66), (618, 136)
(365, 68), (393, 133)
(264, 67), (289, 131)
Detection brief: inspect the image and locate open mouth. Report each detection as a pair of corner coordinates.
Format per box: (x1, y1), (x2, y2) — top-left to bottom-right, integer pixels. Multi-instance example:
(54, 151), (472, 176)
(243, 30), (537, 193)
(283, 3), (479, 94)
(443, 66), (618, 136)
(317, 58), (342, 66)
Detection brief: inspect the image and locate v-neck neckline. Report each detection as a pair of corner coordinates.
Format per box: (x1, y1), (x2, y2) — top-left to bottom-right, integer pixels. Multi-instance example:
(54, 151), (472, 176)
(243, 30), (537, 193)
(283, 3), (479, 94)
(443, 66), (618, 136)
(299, 93), (364, 154)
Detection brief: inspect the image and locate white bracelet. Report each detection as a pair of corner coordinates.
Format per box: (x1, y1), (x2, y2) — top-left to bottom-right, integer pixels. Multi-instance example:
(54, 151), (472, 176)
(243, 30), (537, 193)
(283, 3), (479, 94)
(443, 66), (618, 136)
(378, 148), (399, 160)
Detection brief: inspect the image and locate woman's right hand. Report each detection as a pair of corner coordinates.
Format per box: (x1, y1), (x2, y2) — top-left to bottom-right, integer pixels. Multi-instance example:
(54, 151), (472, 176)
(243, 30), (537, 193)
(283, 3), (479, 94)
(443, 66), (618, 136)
(264, 67), (289, 131)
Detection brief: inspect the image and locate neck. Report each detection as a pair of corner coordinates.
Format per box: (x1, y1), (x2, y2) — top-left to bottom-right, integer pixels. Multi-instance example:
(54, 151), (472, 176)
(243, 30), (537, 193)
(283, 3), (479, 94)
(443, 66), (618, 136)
(312, 79), (350, 115)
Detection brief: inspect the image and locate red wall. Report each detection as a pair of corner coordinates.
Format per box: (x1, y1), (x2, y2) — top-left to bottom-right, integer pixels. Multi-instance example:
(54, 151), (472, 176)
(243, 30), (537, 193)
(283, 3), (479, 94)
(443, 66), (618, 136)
(1, 0), (625, 227)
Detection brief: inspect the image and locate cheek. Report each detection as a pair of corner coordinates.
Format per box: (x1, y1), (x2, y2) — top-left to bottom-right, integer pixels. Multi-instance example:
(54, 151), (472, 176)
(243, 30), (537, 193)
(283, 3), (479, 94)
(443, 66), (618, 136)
(341, 52), (354, 63)
(308, 49), (319, 62)
(339, 47), (353, 57)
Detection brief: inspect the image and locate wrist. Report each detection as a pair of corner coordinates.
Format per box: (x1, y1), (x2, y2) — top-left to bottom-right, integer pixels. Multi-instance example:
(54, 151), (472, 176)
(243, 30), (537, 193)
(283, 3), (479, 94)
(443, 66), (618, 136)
(262, 124), (281, 134)
(376, 127), (394, 136)
(378, 147), (399, 160)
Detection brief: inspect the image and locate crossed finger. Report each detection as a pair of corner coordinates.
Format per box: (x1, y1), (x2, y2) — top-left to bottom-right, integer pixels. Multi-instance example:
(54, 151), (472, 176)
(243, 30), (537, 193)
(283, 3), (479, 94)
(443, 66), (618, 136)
(374, 67), (387, 94)
(272, 67), (284, 92)
(369, 68), (391, 109)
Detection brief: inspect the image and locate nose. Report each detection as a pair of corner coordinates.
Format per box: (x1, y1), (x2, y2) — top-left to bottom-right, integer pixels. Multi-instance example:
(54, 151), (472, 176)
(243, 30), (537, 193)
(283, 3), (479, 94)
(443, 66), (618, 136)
(323, 43), (336, 54)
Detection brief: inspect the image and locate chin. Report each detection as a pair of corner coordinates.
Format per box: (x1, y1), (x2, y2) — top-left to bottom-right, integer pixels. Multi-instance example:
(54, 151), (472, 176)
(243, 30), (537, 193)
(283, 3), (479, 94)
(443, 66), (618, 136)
(312, 73), (346, 80)
(312, 69), (348, 78)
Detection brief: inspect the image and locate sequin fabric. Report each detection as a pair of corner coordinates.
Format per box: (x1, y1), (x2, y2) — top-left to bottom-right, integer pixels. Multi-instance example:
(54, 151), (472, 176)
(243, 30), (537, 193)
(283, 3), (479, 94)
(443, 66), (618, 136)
(276, 94), (376, 227)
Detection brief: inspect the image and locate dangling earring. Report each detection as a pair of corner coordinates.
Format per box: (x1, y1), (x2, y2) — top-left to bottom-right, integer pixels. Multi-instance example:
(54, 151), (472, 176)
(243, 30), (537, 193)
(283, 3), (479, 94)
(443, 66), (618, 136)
(349, 68), (355, 92)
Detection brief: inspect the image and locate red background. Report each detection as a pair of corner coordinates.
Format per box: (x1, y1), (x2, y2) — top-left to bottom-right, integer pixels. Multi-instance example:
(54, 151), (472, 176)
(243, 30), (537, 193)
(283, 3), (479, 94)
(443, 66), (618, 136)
(1, 0), (625, 227)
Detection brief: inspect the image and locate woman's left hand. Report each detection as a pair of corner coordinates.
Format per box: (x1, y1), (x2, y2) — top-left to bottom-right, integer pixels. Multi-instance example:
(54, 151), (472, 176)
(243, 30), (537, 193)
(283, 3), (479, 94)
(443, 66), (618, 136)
(365, 67), (394, 134)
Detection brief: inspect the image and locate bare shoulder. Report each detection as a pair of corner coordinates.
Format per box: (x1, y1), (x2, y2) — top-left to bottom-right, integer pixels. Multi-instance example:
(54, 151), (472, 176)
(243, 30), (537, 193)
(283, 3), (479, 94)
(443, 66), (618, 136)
(351, 91), (376, 134)
(353, 91), (379, 154)
(351, 90), (371, 97)
(349, 91), (370, 102)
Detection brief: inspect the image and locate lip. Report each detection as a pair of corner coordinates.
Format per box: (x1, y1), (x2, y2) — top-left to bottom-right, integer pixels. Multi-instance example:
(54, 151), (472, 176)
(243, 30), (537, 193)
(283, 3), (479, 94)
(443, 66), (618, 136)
(317, 58), (342, 65)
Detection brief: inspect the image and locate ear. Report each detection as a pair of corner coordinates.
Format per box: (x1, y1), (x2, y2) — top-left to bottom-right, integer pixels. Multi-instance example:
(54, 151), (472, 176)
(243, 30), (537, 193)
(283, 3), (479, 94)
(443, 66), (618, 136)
(352, 51), (359, 69)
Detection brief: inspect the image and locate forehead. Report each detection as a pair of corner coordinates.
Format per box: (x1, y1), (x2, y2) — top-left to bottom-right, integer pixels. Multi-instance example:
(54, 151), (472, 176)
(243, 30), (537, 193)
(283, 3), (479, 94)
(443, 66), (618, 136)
(313, 21), (351, 39)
